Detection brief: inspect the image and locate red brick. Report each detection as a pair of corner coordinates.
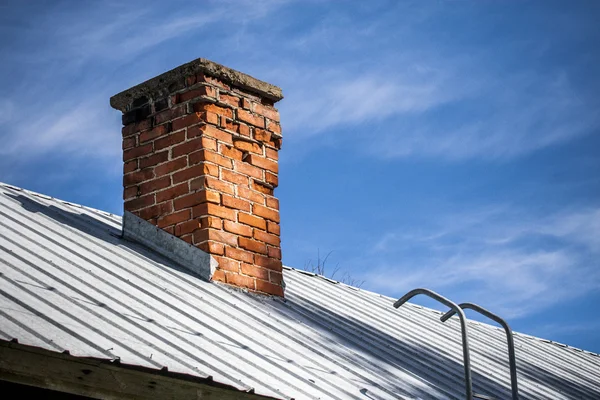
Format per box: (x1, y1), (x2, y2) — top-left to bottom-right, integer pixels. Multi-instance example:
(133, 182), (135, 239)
(124, 160), (137, 174)
(219, 92), (240, 108)
(211, 269), (226, 282)
(221, 118), (240, 133)
(123, 186), (138, 200)
(173, 190), (220, 210)
(191, 176), (234, 195)
(194, 102), (234, 119)
(241, 263), (269, 280)
(265, 172), (278, 187)
(200, 163), (219, 177)
(238, 212), (266, 230)
(225, 246), (254, 263)
(154, 105), (185, 125)
(139, 151), (168, 169)
(205, 111), (219, 125)
(193, 203), (237, 221)
(155, 157), (188, 176)
(267, 221), (280, 236)
(214, 256), (240, 272)
(138, 201), (172, 220)
(199, 216), (222, 230)
(180, 234), (193, 244)
(157, 209), (191, 228)
(252, 180), (273, 195)
(255, 279), (283, 296)
(253, 230), (280, 246)
(154, 130), (186, 151)
(246, 154), (278, 173)
(123, 143), (153, 161)
(241, 98), (252, 110)
(233, 139), (262, 154)
(221, 169), (248, 186)
(171, 112), (204, 132)
(156, 182), (189, 203)
(223, 220), (253, 237)
(224, 272), (255, 290)
(189, 150), (233, 169)
(254, 254), (282, 271)
(239, 237), (267, 254)
(222, 195), (251, 212)
(172, 138), (201, 158)
(198, 124), (233, 144)
(253, 102), (279, 121)
(172, 137), (215, 158)
(122, 136), (136, 150)
(266, 120), (282, 135)
(253, 129), (272, 143)
(122, 119), (152, 137)
(237, 186), (265, 204)
(237, 109), (264, 128)
(266, 196), (279, 209)
(265, 147), (278, 161)
(139, 176), (171, 194)
(124, 169), (154, 186)
(238, 123), (250, 137)
(234, 160), (263, 180)
(253, 204), (280, 222)
(178, 86), (216, 103)
(175, 219), (200, 236)
(220, 144), (243, 161)
(140, 124), (169, 143)
(173, 164), (215, 184)
(194, 229), (238, 247)
(268, 245), (282, 260)
(197, 240), (225, 255)
(125, 194), (155, 211)
(269, 270), (283, 285)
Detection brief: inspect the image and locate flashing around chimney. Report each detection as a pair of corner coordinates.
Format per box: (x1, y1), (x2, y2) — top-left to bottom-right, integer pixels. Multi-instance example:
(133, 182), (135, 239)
(123, 211), (216, 280)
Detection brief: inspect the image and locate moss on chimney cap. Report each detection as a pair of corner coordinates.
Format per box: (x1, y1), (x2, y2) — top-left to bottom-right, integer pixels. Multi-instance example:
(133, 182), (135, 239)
(110, 58), (283, 112)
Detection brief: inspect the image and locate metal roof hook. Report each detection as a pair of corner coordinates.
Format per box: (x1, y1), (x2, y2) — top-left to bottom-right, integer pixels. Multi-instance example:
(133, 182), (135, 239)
(441, 303), (519, 400)
(394, 288), (473, 400)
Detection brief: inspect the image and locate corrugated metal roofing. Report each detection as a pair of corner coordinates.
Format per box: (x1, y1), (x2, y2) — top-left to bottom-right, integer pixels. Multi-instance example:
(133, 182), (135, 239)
(0, 182), (599, 399)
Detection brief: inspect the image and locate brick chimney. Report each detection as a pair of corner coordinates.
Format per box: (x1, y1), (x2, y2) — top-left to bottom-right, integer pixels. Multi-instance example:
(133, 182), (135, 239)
(110, 58), (284, 296)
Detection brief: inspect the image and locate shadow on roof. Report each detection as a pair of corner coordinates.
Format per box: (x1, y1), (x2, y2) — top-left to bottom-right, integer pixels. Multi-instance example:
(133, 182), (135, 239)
(4, 192), (207, 282)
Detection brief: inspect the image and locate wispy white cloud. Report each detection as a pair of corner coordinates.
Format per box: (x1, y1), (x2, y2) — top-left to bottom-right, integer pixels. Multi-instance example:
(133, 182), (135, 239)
(0, 96), (120, 159)
(267, 3), (600, 161)
(360, 206), (600, 319)
(0, 0), (293, 169)
(279, 64), (463, 136)
(368, 72), (599, 160)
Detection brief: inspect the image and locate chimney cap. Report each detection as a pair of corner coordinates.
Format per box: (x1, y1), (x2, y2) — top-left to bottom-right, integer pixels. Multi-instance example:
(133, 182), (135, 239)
(110, 57), (283, 112)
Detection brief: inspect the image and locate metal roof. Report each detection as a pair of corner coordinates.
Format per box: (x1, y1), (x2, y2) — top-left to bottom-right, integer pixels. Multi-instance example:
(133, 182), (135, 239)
(0, 182), (599, 399)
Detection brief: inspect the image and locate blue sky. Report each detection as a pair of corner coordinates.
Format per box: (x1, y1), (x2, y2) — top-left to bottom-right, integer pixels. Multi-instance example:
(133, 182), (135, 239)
(1, 0), (599, 352)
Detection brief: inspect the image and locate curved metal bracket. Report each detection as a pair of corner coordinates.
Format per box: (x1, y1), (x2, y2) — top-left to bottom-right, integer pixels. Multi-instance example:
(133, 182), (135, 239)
(441, 303), (519, 400)
(394, 288), (473, 400)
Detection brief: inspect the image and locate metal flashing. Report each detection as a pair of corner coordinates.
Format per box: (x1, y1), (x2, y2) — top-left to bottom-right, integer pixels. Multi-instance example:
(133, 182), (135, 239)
(122, 211), (216, 281)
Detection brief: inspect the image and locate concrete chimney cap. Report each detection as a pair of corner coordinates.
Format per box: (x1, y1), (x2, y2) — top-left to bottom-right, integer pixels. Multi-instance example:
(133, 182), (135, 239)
(110, 57), (283, 112)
